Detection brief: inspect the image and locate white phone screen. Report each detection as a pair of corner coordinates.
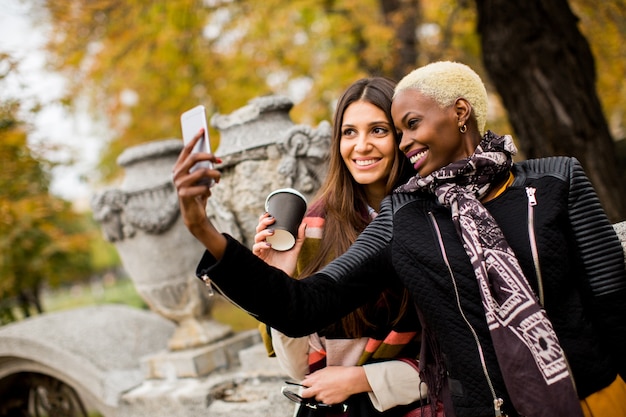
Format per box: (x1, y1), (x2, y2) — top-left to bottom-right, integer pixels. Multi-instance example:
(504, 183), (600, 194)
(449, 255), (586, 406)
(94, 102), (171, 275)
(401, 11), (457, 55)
(180, 105), (214, 186)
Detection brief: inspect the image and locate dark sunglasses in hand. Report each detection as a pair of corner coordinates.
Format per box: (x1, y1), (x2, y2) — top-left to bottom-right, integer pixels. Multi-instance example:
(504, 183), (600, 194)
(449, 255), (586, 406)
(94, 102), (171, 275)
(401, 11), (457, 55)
(281, 381), (348, 412)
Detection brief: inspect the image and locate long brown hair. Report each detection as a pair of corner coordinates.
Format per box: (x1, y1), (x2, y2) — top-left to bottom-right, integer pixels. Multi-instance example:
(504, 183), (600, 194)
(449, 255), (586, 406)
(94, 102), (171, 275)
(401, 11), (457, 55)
(299, 77), (413, 337)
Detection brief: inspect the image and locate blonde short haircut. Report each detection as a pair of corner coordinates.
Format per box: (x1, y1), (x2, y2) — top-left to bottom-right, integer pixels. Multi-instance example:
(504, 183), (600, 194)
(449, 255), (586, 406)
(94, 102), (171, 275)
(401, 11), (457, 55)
(395, 61), (488, 135)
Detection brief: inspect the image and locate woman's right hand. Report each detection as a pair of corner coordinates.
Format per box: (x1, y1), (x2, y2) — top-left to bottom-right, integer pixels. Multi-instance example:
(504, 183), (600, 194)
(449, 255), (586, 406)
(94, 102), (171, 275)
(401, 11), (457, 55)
(252, 212), (305, 276)
(172, 128), (226, 258)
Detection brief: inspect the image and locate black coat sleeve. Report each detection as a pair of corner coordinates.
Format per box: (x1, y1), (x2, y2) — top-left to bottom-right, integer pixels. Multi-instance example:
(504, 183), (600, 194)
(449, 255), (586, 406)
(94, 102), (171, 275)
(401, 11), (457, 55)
(195, 196), (398, 337)
(567, 157), (626, 377)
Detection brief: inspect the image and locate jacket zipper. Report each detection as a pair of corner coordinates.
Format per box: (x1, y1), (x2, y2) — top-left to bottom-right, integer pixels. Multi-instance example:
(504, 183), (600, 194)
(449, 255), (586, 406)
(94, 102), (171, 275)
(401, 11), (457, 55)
(200, 274), (215, 296)
(525, 187), (578, 393)
(201, 274), (259, 317)
(428, 212), (505, 417)
(525, 187), (544, 304)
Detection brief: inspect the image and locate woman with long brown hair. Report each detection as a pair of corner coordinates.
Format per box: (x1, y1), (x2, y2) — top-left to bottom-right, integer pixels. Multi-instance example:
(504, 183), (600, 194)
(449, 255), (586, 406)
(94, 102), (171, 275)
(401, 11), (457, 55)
(252, 77), (428, 416)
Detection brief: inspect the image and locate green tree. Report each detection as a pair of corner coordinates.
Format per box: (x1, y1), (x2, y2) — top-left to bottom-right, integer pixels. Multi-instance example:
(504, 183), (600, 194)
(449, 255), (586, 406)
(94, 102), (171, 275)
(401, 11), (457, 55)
(0, 54), (94, 323)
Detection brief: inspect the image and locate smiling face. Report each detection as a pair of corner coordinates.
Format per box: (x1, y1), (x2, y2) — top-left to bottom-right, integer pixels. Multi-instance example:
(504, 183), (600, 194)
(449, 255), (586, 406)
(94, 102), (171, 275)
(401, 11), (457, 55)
(339, 100), (397, 197)
(392, 89), (477, 177)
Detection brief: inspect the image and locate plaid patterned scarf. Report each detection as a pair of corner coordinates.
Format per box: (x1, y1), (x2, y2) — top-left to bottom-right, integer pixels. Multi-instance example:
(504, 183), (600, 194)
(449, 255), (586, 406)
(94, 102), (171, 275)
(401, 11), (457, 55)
(396, 131), (583, 417)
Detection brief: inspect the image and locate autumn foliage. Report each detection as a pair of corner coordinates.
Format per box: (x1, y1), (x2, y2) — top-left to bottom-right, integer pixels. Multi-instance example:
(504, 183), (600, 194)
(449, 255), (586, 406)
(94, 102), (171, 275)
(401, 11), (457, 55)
(0, 56), (94, 322)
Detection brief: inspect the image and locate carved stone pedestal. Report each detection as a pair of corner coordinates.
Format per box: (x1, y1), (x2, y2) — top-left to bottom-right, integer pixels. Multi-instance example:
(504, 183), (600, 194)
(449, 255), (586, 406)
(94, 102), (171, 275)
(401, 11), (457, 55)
(91, 139), (229, 353)
(141, 330), (261, 379)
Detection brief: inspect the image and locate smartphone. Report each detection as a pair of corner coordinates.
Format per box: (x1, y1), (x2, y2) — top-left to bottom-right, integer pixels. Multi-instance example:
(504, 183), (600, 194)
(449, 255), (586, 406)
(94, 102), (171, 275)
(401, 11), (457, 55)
(180, 105), (214, 187)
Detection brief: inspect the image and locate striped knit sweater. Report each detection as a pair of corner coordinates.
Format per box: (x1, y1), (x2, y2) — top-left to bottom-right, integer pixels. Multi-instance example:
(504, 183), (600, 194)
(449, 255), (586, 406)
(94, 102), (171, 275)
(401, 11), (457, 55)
(262, 210), (422, 372)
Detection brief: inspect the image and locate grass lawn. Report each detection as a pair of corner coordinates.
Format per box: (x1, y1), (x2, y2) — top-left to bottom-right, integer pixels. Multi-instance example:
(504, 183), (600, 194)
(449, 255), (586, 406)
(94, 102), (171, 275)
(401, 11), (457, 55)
(42, 276), (259, 332)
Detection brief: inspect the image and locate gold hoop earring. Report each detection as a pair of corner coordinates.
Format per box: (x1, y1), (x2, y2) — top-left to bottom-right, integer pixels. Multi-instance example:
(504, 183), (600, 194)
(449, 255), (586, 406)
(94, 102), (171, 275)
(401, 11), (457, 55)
(459, 124), (467, 133)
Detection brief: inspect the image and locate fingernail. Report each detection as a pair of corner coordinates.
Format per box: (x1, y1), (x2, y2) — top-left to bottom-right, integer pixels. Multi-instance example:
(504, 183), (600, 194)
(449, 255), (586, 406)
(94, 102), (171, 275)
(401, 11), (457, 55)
(216, 157), (223, 164)
(267, 229), (274, 234)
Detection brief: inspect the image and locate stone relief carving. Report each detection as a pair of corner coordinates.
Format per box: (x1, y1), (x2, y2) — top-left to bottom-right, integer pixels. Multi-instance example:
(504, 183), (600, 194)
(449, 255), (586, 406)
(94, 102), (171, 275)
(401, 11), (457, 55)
(92, 182), (179, 242)
(208, 95), (330, 247)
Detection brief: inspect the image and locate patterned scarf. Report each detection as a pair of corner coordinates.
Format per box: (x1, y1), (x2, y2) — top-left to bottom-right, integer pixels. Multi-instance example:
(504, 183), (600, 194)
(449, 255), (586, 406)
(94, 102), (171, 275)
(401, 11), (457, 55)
(396, 131), (583, 417)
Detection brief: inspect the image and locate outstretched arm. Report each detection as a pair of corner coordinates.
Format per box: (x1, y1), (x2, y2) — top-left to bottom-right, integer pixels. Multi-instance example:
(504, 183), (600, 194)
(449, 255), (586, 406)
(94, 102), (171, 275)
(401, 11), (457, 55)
(194, 197), (397, 338)
(173, 136), (396, 340)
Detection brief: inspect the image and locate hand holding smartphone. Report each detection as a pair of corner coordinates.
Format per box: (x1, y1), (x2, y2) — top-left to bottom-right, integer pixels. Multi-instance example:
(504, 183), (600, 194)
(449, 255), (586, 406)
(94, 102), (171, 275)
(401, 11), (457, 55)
(181, 105), (214, 187)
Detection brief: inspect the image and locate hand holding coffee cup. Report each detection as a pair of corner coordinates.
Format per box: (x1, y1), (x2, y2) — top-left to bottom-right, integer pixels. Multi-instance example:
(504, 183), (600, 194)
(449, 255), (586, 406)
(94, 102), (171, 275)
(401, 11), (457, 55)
(264, 188), (307, 251)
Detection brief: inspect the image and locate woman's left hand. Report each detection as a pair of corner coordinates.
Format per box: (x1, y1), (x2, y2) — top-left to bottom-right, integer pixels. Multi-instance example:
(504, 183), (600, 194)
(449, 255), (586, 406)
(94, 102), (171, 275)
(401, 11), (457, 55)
(300, 366), (371, 405)
(252, 215), (305, 276)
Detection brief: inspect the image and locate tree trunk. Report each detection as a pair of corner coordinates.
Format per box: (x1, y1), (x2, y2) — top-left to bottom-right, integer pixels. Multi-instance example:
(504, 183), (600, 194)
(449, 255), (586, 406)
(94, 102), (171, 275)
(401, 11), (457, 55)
(475, 0), (626, 222)
(380, 0), (421, 82)
(18, 291), (32, 318)
(32, 286), (43, 314)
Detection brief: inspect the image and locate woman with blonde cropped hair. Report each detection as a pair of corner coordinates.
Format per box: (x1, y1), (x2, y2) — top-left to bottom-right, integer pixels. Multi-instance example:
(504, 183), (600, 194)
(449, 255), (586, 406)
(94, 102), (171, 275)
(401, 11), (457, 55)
(173, 61), (626, 417)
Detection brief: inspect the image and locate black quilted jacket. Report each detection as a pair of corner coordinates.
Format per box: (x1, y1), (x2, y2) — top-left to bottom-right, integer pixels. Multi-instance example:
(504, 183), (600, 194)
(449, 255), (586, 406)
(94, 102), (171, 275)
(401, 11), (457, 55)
(197, 157), (626, 417)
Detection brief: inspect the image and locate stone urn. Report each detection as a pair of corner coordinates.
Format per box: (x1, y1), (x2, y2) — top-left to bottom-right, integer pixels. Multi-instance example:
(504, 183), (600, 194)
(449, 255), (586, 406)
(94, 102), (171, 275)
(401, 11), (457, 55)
(208, 95), (331, 247)
(91, 95), (331, 353)
(91, 139), (231, 351)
